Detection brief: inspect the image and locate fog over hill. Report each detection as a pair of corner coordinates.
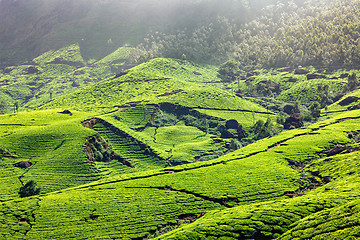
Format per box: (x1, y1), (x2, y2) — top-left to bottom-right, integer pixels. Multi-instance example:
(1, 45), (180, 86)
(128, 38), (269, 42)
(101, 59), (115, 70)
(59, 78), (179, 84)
(0, 0), (303, 66)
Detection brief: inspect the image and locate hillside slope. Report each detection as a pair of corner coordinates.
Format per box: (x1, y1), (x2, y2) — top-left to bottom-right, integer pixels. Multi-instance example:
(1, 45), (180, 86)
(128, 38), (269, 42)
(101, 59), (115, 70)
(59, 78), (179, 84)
(1, 57), (360, 239)
(0, 107), (359, 239)
(41, 58), (268, 113)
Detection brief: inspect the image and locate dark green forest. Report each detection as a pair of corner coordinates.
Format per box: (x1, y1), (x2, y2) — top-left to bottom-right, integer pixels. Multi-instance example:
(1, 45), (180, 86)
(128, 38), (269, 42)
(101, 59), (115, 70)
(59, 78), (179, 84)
(1, 0), (350, 68)
(134, 0), (360, 69)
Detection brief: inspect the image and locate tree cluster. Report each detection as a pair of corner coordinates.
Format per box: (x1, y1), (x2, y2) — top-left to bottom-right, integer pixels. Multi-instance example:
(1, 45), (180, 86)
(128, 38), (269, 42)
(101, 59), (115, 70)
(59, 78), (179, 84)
(132, 0), (360, 70)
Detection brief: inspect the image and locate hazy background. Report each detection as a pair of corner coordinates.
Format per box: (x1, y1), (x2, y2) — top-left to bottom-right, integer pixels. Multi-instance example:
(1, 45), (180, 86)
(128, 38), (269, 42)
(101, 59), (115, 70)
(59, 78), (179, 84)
(0, 0), (298, 66)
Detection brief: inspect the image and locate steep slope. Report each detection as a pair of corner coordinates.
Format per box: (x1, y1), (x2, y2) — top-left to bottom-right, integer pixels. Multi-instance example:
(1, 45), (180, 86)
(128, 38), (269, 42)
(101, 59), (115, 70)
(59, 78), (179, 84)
(1, 56), (360, 239)
(0, 58), (276, 201)
(153, 110), (360, 239)
(38, 58), (276, 163)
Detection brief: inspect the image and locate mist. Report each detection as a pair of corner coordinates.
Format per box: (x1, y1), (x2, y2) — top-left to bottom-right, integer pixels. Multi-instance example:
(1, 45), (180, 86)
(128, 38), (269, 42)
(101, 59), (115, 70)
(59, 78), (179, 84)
(0, 0), (297, 65)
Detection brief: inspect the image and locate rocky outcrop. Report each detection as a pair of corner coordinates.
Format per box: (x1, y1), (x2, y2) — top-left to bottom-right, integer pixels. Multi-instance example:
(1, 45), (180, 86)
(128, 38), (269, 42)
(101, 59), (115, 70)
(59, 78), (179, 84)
(59, 110), (72, 116)
(324, 144), (360, 157)
(74, 70), (85, 75)
(72, 81), (80, 87)
(115, 70), (129, 78)
(340, 73), (349, 78)
(26, 66), (40, 74)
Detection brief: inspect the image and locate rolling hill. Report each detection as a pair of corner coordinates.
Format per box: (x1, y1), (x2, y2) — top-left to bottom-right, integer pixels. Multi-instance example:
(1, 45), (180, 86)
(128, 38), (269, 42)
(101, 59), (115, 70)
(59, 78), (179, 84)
(0, 55), (360, 239)
(1, 0), (360, 238)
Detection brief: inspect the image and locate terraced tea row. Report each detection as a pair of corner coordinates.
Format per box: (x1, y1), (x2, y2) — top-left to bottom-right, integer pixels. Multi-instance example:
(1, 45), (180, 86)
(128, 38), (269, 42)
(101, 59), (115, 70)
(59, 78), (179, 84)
(157, 136), (360, 239)
(0, 110), (100, 199)
(0, 109), (359, 239)
(23, 185), (221, 240)
(92, 123), (167, 173)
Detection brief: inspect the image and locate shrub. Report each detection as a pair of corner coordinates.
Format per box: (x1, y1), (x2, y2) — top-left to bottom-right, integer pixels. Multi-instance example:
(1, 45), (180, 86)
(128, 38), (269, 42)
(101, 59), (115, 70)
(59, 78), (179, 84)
(301, 112), (313, 122)
(0, 99), (7, 114)
(102, 149), (113, 162)
(94, 141), (104, 152)
(252, 118), (274, 140)
(347, 73), (359, 91)
(19, 180), (41, 198)
(229, 139), (242, 150)
(198, 154), (221, 162)
(94, 151), (103, 162)
(218, 59), (240, 82)
(151, 110), (178, 127)
(276, 115), (285, 125)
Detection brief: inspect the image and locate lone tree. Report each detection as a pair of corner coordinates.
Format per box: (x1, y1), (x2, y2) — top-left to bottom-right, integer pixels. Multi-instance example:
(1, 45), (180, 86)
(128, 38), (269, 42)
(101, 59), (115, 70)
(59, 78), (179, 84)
(253, 118), (274, 140)
(309, 101), (321, 118)
(19, 180), (41, 198)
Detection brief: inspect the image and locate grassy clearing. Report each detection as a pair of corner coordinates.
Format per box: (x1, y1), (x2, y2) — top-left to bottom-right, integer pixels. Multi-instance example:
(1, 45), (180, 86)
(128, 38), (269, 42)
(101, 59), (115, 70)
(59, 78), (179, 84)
(141, 122), (228, 165)
(96, 45), (136, 65)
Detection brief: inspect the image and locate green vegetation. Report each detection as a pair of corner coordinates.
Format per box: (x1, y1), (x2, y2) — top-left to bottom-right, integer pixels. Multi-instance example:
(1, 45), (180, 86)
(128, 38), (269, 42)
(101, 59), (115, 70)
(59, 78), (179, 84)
(136, 0), (360, 69)
(1, 104), (360, 239)
(1, 47), (360, 238)
(0, 43), (152, 112)
(19, 180), (41, 198)
(32, 44), (84, 65)
(0, 110), (100, 198)
(39, 58), (268, 114)
(2, 1), (360, 235)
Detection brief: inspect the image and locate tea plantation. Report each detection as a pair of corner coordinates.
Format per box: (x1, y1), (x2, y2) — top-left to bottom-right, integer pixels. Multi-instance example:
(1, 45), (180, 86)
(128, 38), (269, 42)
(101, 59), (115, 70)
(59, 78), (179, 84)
(1, 56), (360, 239)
